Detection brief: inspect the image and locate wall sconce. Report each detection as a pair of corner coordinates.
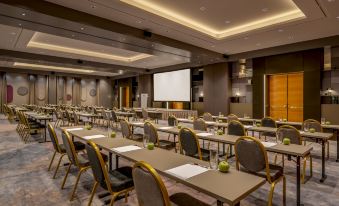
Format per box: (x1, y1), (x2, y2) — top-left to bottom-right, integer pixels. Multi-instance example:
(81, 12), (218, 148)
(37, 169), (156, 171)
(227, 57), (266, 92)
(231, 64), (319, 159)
(199, 92), (204, 97)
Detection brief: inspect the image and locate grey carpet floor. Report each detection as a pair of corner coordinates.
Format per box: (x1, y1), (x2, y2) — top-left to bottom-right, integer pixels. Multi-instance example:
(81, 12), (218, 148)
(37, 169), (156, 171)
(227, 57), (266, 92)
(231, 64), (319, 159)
(1, 115), (339, 206)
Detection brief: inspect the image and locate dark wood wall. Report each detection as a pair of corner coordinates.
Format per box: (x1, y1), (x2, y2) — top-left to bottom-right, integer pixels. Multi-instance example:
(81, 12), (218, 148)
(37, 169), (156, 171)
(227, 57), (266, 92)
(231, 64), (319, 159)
(203, 63), (231, 115)
(252, 48), (323, 120)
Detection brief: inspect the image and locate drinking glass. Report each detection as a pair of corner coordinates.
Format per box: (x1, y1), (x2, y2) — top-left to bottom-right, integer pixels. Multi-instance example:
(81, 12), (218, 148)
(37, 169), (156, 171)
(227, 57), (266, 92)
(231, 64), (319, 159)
(321, 117), (325, 125)
(219, 112), (222, 117)
(107, 127), (112, 138)
(143, 135), (149, 148)
(253, 120), (256, 127)
(209, 149), (218, 170)
(304, 124), (309, 132)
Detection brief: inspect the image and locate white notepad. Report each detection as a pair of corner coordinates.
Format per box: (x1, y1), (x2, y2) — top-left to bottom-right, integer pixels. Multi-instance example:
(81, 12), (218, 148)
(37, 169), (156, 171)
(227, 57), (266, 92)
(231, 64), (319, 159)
(133, 122), (144, 125)
(165, 164), (209, 180)
(197, 132), (213, 137)
(66, 128), (83, 131)
(112, 145), (142, 153)
(261, 142), (277, 148)
(205, 121), (215, 124)
(158, 126), (173, 130)
(83, 134), (106, 140)
(244, 125), (253, 129)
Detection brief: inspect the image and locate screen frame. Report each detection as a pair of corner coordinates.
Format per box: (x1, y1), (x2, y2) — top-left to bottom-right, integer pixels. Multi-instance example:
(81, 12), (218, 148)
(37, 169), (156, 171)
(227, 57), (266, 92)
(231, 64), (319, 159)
(153, 69), (192, 102)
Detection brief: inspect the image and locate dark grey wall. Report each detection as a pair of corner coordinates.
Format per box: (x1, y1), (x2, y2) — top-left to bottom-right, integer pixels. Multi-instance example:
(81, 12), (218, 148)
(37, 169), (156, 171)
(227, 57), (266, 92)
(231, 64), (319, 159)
(203, 63), (231, 115)
(138, 74), (153, 107)
(98, 79), (113, 108)
(48, 74), (57, 104)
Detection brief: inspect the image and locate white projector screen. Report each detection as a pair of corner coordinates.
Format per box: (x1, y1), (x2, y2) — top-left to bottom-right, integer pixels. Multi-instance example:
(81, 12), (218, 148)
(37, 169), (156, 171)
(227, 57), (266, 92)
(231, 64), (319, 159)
(154, 69), (191, 102)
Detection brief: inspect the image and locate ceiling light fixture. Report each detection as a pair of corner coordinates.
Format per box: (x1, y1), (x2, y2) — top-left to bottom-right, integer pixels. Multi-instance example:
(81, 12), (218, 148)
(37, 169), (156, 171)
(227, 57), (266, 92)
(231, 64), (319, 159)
(27, 34), (152, 62)
(21, 13), (26, 16)
(13, 62), (95, 73)
(120, 0), (305, 40)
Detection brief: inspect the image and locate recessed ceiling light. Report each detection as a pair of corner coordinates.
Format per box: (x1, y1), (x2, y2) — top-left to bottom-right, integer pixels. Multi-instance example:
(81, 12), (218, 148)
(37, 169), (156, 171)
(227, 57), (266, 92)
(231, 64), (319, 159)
(244, 37), (249, 40)
(18, 23), (22, 26)
(136, 20), (142, 23)
(327, 0), (335, 2)
(80, 27), (85, 30)
(225, 20), (231, 24)
(336, 16), (339, 19)
(10, 32), (16, 35)
(278, 29), (284, 32)
(21, 13), (26, 16)
(199, 6), (206, 11)
(119, 70), (123, 74)
(91, 5), (96, 8)
(261, 8), (269, 12)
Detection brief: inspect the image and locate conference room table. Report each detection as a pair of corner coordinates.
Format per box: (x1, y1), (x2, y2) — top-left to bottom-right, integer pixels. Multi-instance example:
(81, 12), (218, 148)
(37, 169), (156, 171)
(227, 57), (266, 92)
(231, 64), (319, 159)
(65, 127), (266, 206)
(114, 111), (135, 121)
(213, 115), (339, 161)
(128, 122), (312, 206)
(24, 111), (53, 142)
(177, 118), (228, 132)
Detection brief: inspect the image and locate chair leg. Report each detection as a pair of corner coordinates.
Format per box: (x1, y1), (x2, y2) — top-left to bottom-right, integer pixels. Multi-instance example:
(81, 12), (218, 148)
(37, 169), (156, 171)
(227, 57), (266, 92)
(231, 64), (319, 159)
(48, 151), (57, 171)
(88, 181), (99, 206)
(53, 154), (66, 179)
(70, 167), (89, 200)
(327, 141), (330, 160)
(268, 181), (278, 206)
(61, 163), (72, 189)
(110, 193), (119, 206)
(282, 176), (286, 206)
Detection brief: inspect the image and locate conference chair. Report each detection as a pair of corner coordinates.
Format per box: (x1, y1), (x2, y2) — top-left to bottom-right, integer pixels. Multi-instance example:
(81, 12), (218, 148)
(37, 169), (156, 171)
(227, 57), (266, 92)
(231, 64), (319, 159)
(235, 136), (286, 206)
(60, 130), (92, 200)
(260, 117), (277, 141)
(142, 108), (149, 121)
(144, 121), (174, 150)
(73, 111), (85, 126)
(167, 115), (178, 141)
(226, 120), (246, 160)
(302, 119), (329, 159)
(227, 114), (239, 124)
(86, 141), (134, 206)
(120, 119), (142, 141)
(65, 110), (75, 126)
(202, 112), (213, 121)
(47, 124), (85, 179)
(178, 127), (209, 161)
(111, 110), (120, 129)
(21, 112), (45, 143)
(276, 125), (312, 184)
(193, 118), (207, 131)
(133, 161), (209, 206)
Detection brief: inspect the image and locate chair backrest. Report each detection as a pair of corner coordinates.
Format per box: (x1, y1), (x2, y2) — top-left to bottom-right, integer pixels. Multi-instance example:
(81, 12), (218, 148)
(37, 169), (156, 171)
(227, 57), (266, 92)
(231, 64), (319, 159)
(73, 111), (80, 125)
(178, 128), (202, 160)
(142, 109), (148, 120)
(235, 136), (272, 182)
(302, 119), (322, 132)
(111, 110), (118, 122)
(227, 120), (245, 136)
(86, 141), (112, 192)
(193, 118), (207, 131)
(120, 119), (132, 139)
(144, 121), (159, 144)
(167, 115), (177, 126)
(202, 112), (213, 121)
(227, 114), (239, 124)
(261, 117), (277, 128)
(276, 125), (302, 145)
(47, 123), (62, 153)
(133, 161), (170, 206)
(61, 130), (79, 166)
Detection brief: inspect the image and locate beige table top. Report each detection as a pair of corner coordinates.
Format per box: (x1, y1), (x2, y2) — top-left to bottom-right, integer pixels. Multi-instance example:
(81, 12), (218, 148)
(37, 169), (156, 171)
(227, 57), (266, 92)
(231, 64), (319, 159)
(177, 118), (228, 128)
(75, 112), (99, 117)
(25, 112), (53, 120)
(247, 126), (333, 140)
(66, 128), (265, 205)
(115, 111), (134, 116)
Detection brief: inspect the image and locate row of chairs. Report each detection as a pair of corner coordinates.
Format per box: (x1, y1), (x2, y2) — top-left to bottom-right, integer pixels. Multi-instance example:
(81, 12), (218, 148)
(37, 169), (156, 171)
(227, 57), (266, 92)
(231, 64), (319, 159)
(16, 111), (45, 143)
(46, 123), (206, 205)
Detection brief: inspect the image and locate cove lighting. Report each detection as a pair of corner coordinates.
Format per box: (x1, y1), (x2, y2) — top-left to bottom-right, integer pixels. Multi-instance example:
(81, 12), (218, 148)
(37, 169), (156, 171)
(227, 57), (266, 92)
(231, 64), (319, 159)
(27, 34), (152, 62)
(13, 62), (95, 73)
(121, 0), (305, 39)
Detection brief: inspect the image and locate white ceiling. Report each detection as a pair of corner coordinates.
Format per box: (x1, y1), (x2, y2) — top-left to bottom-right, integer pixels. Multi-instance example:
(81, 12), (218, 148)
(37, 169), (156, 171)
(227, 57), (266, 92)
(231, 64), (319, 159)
(45, 0), (339, 54)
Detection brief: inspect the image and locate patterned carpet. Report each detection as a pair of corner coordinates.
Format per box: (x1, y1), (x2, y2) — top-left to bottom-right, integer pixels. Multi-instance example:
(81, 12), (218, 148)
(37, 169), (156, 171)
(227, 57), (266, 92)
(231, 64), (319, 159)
(1, 115), (339, 206)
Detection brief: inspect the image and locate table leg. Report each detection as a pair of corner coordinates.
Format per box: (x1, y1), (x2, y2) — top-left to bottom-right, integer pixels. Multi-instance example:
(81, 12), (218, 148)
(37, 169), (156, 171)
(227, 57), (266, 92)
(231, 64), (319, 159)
(217, 200), (223, 206)
(44, 120), (47, 142)
(336, 129), (339, 162)
(174, 135), (177, 153)
(320, 139), (327, 183)
(116, 155), (119, 169)
(296, 156), (301, 206)
(109, 153), (112, 171)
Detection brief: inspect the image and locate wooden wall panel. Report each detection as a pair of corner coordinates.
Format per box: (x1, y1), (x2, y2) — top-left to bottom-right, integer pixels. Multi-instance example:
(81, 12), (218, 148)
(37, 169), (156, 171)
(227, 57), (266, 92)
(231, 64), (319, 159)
(268, 75), (287, 120)
(288, 73), (304, 122)
(203, 63), (231, 115)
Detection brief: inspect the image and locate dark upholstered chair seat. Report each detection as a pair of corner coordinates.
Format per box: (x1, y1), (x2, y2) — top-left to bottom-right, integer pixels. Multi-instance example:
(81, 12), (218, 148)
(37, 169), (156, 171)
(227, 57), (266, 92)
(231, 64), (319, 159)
(29, 123), (45, 129)
(59, 141), (85, 152)
(132, 134), (143, 141)
(77, 154), (90, 167)
(108, 166), (134, 192)
(241, 164), (283, 182)
(158, 140), (175, 149)
(262, 131), (276, 137)
(193, 148), (210, 161)
(170, 192), (209, 206)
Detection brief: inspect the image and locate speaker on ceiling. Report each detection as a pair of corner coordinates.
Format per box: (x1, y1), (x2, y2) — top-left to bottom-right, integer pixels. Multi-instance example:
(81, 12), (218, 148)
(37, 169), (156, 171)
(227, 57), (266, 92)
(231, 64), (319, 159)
(143, 30), (152, 38)
(223, 54), (229, 59)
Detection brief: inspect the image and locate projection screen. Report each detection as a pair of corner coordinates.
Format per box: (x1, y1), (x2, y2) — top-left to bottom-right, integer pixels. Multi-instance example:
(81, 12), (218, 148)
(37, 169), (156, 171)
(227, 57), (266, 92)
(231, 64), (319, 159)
(153, 69), (191, 102)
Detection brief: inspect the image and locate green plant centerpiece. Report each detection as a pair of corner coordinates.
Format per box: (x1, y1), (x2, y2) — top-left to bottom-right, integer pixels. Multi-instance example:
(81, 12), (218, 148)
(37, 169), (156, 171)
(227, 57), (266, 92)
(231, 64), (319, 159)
(110, 131), (116, 138)
(283, 138), (290, 145)
(177, 124), (182, 129)
(256, 123), (261, 127)
(217, 129), (223, 135)
(325, 121), (331, 125)
(147, 142), (155, 150)
(309, 128), (316, 133)
(85, 125), (92, 130)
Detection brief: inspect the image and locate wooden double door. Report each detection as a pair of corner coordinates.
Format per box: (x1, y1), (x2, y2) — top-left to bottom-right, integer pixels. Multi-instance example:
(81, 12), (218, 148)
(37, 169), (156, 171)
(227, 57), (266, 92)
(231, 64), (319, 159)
(268, 73), (303, 122)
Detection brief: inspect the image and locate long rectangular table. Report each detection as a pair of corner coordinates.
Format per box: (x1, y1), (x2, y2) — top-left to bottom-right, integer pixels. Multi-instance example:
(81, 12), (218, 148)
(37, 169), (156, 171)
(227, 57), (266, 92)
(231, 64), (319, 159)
(25, 111), (53, 142)
(129, 122), (312, 206)
(65, 127), (265, 206)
